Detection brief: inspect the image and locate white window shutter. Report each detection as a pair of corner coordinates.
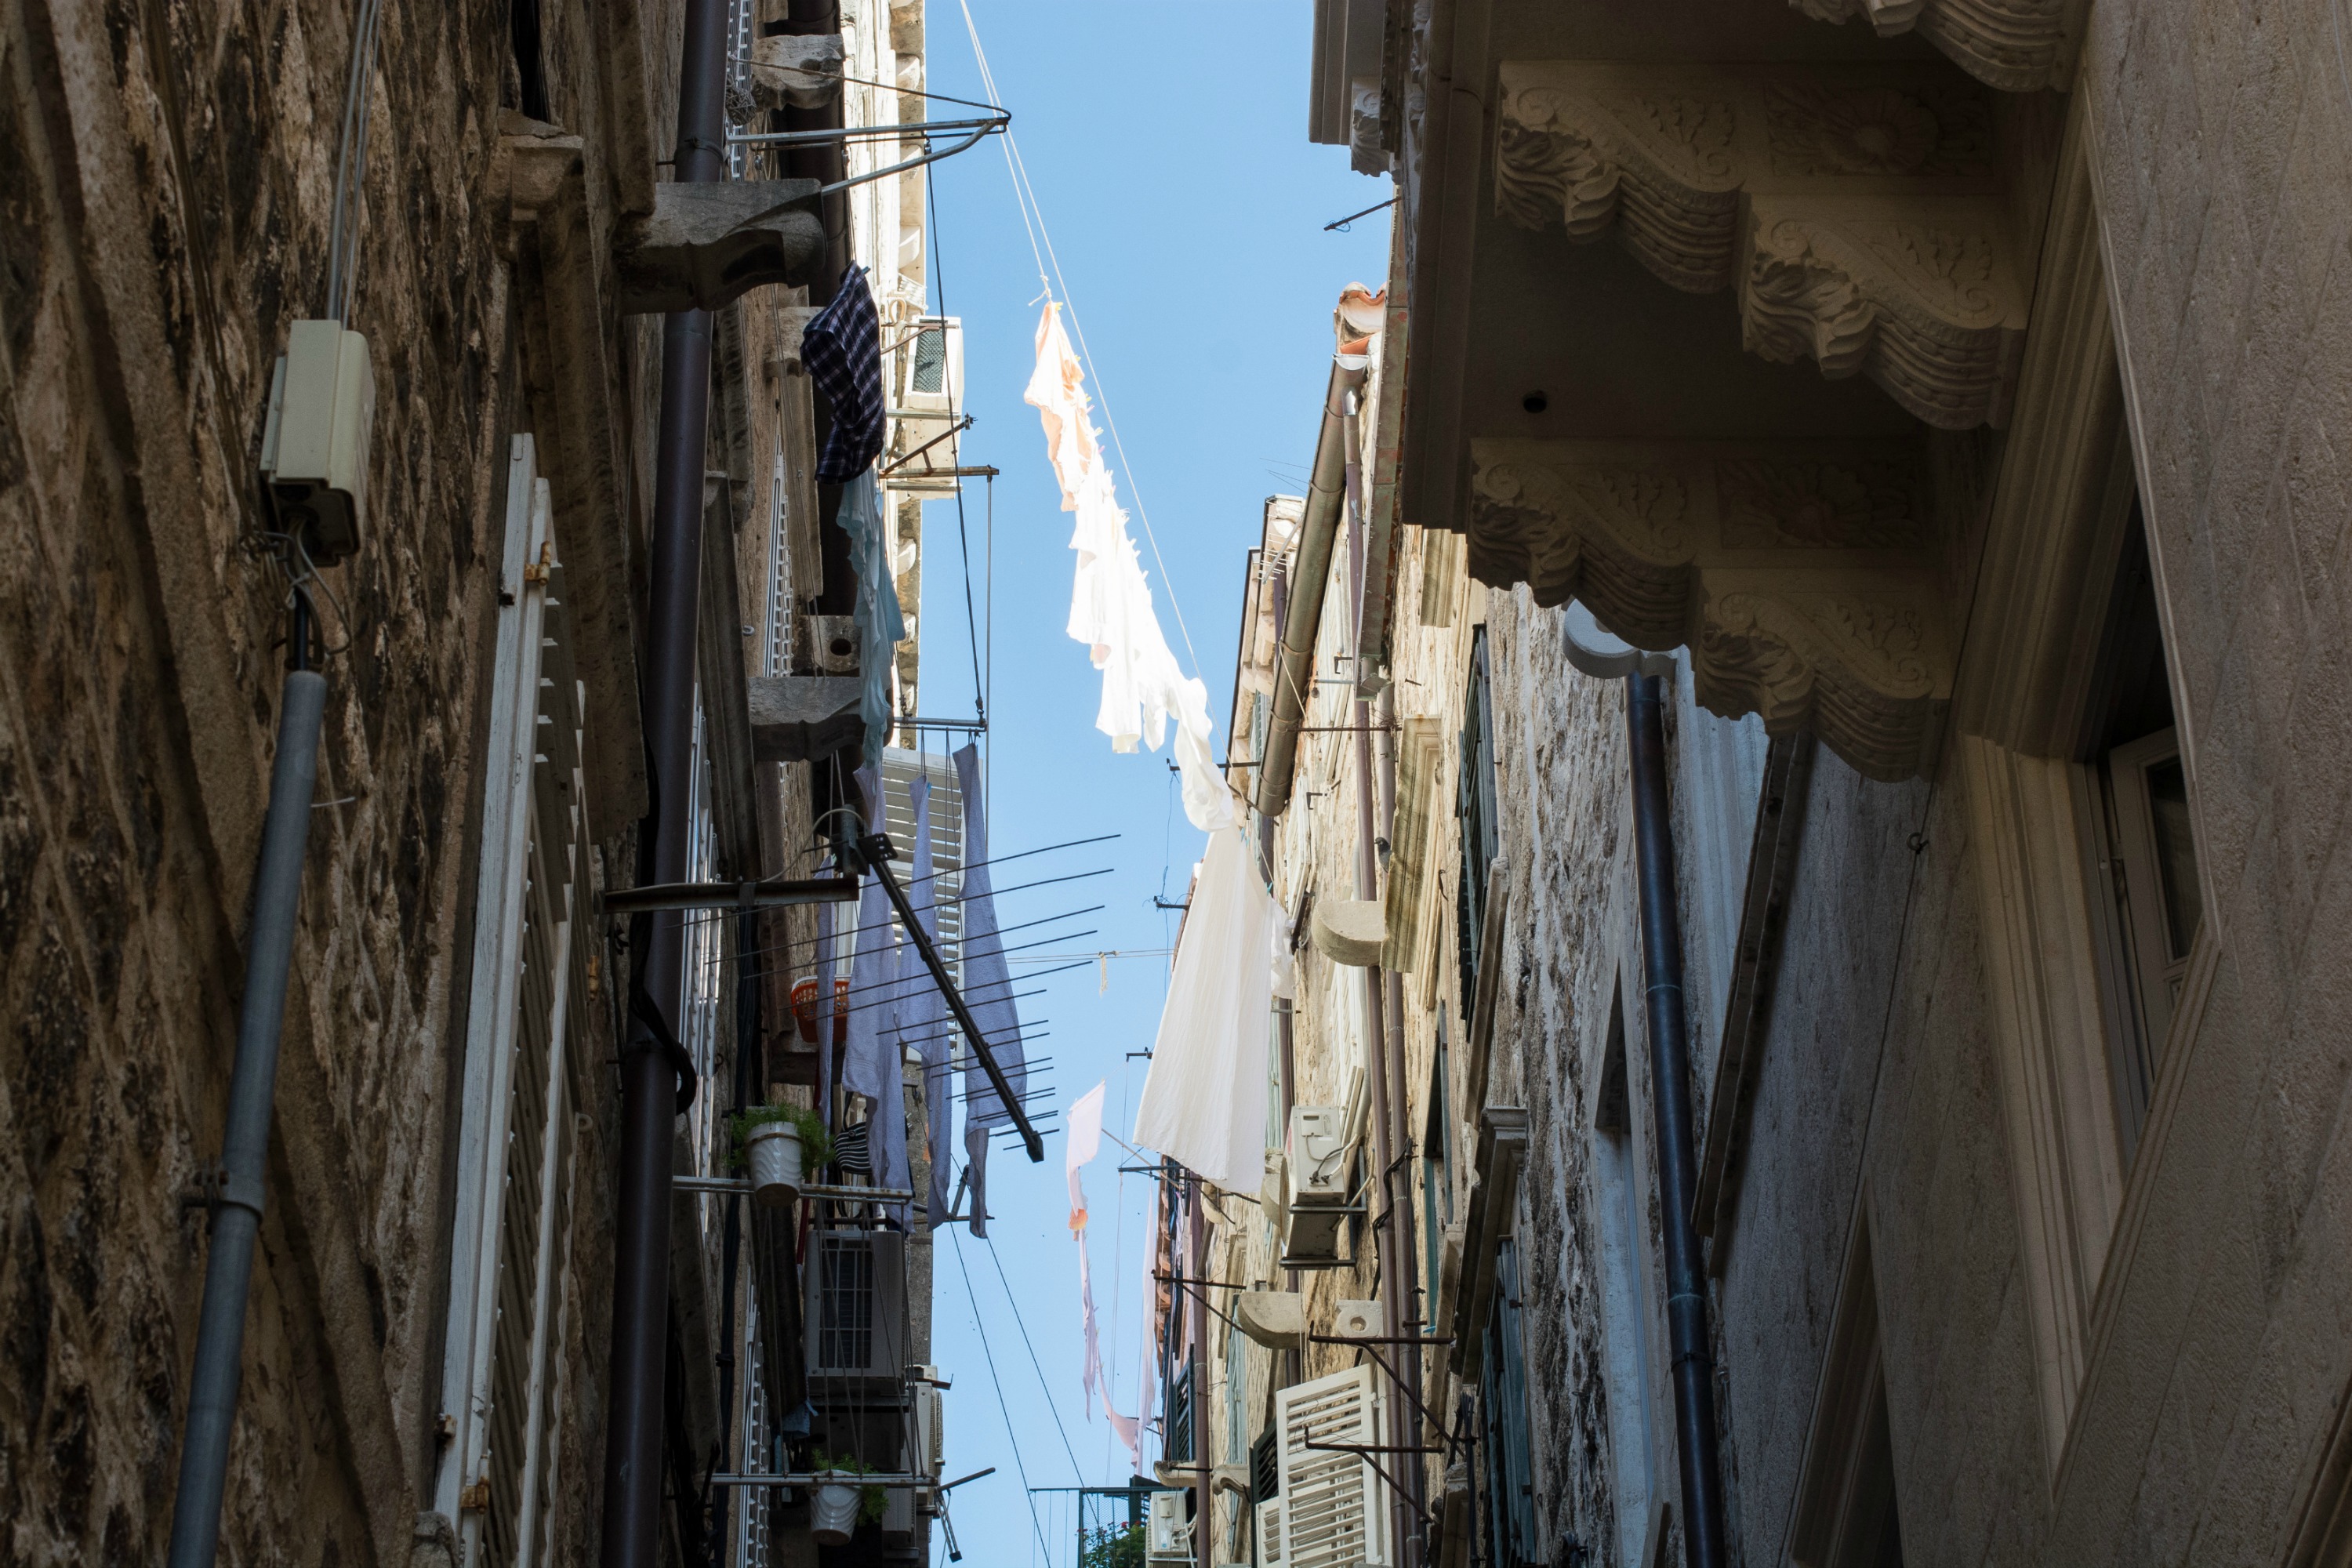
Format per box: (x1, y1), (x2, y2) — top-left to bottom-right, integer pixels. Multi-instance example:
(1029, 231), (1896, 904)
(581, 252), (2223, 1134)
(1275, 1365), (1389, 1568)
(434, 436), (595, 1567)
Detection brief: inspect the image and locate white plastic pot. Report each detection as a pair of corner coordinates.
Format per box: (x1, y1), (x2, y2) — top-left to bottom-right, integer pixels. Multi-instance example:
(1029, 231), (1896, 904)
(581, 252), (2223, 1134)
(745, 1120), (804, 1209)
(811, 1479), (862, 1544)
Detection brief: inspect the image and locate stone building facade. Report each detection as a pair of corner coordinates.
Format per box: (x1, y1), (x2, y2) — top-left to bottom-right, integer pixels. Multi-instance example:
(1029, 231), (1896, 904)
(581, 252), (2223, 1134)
(0, 0), (953, 1561)
(1172, 2), (2352, 1568)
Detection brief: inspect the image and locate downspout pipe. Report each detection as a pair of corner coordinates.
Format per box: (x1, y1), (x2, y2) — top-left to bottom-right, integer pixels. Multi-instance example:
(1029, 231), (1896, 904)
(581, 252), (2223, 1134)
(1346, 395), (1424, 1566)
(1254, 352), (1367, 820)
(166, 607), (327, 1568)
(1624, 672), (1729, 1568)
(601, 0), (729, 1555)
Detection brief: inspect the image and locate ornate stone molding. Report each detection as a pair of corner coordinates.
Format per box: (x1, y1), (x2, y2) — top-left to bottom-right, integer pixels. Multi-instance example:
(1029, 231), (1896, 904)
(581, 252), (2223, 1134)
(1496, 63), (2026, 428)
(1469, 439), (1951, 779)
(1789, 0), (2080, 94)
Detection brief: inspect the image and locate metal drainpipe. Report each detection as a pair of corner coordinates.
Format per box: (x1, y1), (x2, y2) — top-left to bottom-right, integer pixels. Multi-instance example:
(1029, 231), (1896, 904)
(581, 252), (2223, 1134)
(1624, 672), (1729, 1568)
(166, 598), (327, 1568)
(1254, 354), (1366, 822)
(600, 0), (729, 1553)
(1344, 402), (1418, 1568)
(1189, 1174), (1211, 1568)
(1374, 683), (1428, 1566)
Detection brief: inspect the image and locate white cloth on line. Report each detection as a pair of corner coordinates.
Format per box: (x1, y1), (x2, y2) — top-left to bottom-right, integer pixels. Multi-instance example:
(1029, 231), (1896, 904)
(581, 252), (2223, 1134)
(840, 764), (906, 1207)
(1068, 1082), (1107, 1424)
(1024, 303), (1236, 832)
(953, 742), (1025, 1236)
(1132, 823), (1276, 1190)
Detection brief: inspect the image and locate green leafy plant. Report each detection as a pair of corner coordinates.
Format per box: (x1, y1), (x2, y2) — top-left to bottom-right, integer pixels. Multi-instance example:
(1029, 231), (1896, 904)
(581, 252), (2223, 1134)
(729, 1103), (832, 1173)
(1080, 1523), (1145, 1568)
(811, 1450), (887, 1526)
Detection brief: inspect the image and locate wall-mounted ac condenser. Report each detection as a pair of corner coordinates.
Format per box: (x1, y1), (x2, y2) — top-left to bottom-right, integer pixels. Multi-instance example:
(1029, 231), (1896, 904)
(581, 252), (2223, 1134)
(1146, 1489), (1194, 1566)
(1281, 1106), (1355, 1265)
(803, 1230), (910, 1386)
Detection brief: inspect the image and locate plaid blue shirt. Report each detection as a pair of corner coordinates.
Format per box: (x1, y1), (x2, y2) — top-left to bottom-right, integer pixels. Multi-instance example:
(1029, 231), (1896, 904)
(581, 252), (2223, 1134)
(804, 266), (887, 481)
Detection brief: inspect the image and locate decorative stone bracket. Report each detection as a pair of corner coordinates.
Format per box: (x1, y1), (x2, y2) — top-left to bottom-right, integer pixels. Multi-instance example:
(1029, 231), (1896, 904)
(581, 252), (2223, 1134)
(746, 33), (844, 111)
(615, 180), (826, 314)
(1468, 438), (1952, 779)
(1496, 62), (2027, 429)
(746, 675), (862, 762)
(1788, 0), (2081, 94)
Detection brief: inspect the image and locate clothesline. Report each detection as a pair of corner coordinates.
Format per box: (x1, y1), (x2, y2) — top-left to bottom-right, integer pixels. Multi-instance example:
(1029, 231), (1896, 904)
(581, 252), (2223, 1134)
(957, 0), (1203, 681)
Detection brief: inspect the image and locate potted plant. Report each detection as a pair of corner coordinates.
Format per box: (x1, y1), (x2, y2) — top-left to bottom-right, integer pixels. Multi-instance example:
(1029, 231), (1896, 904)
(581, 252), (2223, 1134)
(808, 1450), (887, 1544)
(731, 1105), (832, 1209)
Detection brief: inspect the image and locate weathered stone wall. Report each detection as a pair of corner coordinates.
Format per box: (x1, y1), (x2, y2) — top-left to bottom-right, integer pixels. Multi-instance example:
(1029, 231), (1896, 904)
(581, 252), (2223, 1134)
(1474, 584), (1633, 1563)
(0, 0), (686, 1552)
(2046, 2), (2352, 1555)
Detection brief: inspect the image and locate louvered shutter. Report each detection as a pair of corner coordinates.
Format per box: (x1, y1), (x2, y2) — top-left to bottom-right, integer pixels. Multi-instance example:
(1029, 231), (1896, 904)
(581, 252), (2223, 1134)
(1275, 1366), (1390, 1568)
(880, 747), (965, 975)
(435, 435), (597, 1567)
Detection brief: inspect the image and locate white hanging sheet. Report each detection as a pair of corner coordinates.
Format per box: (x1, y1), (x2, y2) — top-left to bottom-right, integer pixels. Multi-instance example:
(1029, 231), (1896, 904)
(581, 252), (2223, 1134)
(1132, 824), (1276, 1190)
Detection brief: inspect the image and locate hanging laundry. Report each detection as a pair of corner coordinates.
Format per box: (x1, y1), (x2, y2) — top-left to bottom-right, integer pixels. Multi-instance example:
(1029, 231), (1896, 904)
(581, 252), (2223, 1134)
(840, 765), (906, 1202)
(1133, 823), (1277, 1190)
(952, 742), (1026, 1237)
(836, 473), (904, 760)
(1023, 302), (1237, 832)
(804, 265), (887, 481)
(1067, 1082), (1106, 1422)
(1067, 1081), (1105, 1231)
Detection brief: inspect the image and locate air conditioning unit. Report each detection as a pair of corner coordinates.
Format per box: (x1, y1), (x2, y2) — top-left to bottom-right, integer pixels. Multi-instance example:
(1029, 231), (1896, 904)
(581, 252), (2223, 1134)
(1146, 1489), (1194, 1565)
(909, 1382), (944, 1477)
(891, 317), (964, 492)
(1282, 1106), (1355, 1265)
(803, 1231), (910, 1386)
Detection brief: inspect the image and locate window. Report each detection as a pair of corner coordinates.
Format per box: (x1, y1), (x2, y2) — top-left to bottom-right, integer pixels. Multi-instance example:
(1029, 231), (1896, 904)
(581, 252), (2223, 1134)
(1479, 1238), (1538, 1568)
(1422, 1027), (1453, 1321)
(1456, 628), (1499, 1026)
(1791, 1221), (1906, 1568)
(434, 435), (597, 1566)
(1167, 1357), (1197, 1466)
(2079, 507), (2201, 1153)
(1592, 982), (1662, 1568)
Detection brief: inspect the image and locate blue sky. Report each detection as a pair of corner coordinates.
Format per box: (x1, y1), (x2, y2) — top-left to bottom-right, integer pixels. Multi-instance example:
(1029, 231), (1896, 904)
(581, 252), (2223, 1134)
(907, 5), (1388, 1563)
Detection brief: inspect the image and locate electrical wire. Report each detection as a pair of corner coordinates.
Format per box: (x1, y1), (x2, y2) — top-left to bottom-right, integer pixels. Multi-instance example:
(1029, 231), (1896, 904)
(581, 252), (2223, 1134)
(949, 1229), (1055, 1565)
(925, 159), (987, 724)
(324, 0), (390, 321)
(955, 0), (1203, 679)
(980, 1231), (1087, 1483)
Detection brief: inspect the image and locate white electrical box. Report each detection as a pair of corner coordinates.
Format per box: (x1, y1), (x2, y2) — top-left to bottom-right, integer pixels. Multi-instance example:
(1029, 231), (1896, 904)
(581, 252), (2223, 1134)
(260, 320), (376, 564)
(1146, 1490), (1194, 1565)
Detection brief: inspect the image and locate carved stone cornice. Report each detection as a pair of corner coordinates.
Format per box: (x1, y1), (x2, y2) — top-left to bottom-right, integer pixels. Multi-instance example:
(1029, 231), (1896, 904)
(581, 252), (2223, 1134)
(1788, 0), (2078, 94)
(1469, 439), (1951, 779)
(1496, 63), (2026, 429)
